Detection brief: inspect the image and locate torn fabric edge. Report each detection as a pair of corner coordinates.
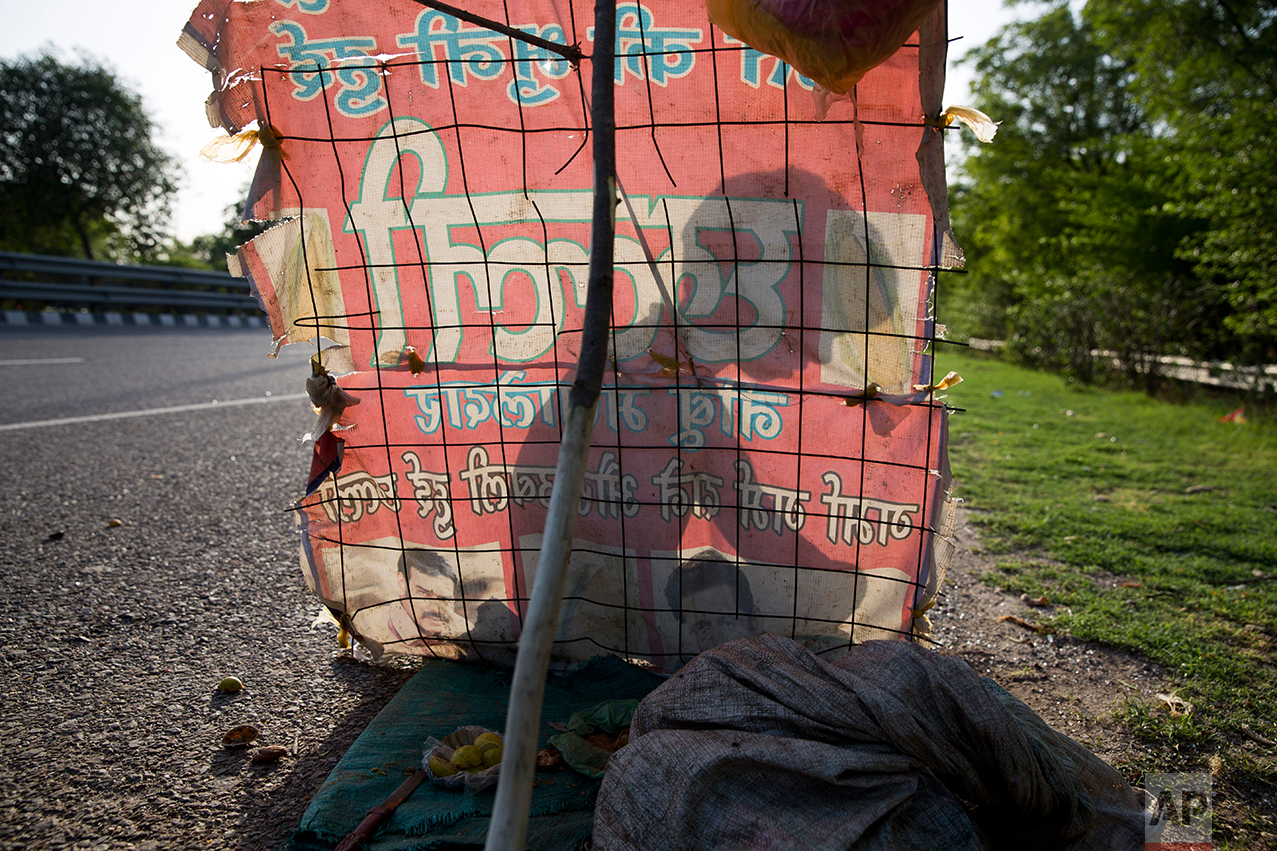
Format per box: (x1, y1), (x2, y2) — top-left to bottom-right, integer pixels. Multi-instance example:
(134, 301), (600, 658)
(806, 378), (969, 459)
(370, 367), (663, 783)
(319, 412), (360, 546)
(227, 213), (354, 370)
(909, 3), (959, 642)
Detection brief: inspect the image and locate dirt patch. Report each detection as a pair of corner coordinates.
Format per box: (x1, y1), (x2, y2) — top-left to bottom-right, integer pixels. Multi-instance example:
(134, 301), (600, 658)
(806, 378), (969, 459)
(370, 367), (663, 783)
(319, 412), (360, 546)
(931, 509), (1170, 769)
(933, 510), (1277, 847)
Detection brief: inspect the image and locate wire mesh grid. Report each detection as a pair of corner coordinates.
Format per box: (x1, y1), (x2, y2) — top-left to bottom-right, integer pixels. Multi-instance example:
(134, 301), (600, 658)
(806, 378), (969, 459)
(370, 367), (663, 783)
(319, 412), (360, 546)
(214, 0), (958, 673)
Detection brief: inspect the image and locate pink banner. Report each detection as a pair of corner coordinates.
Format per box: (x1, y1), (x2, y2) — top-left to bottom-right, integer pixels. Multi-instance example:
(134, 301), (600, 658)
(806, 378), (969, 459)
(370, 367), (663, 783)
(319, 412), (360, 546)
(184, 0), (957, 671)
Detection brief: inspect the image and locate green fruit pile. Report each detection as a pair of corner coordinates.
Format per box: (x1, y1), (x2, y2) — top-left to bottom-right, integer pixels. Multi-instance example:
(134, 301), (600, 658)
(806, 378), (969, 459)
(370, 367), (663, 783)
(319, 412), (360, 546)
(430, 732), (503, 777)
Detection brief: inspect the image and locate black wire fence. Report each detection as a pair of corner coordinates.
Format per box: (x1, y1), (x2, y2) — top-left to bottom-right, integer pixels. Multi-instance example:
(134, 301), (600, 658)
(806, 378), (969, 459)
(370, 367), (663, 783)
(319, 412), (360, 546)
(181, 0), (960, 672)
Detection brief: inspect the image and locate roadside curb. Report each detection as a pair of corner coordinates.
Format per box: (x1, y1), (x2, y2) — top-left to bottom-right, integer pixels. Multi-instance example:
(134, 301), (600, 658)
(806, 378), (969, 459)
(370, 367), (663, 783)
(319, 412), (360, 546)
(1, 309), (267, 329)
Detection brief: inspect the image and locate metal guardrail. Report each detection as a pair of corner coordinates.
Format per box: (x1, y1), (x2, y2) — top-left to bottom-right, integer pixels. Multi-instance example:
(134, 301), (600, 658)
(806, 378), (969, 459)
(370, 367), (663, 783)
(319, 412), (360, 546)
(965, 338), (1275, 393)
(0, 251), (260, 313)
(1090, 350), (1277, 393)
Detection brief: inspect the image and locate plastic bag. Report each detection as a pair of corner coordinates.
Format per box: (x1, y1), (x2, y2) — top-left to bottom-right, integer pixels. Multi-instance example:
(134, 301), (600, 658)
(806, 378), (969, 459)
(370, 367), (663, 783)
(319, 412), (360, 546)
(422, 725), (503, 792)
(706, 0), (944, 93)
(548, 699), (638, 779)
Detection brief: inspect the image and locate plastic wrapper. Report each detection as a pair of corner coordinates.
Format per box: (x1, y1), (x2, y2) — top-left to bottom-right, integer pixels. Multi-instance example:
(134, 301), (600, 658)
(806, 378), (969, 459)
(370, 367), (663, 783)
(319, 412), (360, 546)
(548, 699), (638, 779)
(422, 725), (502, 792)
(199, 124), (285, 164)
(941, 105), (999, 142)
(304, 356), (359, 442)
(706, 0), (944, 93)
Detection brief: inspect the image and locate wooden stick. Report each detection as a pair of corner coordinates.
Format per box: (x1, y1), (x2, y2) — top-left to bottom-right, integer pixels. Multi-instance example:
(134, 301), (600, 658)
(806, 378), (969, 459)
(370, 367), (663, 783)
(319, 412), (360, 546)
(483, 2), (615, 848)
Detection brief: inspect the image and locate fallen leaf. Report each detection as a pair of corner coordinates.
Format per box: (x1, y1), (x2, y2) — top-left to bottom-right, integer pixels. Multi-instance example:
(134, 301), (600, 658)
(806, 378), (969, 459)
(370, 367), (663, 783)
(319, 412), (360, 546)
(998, 614), (1043, 633)
(251, 745), (290, 764)
(1020, 594), (1050, 608)
(536, 747), (564, 771)
(106, 518), (123, 528)
(222, 725), (260, 748)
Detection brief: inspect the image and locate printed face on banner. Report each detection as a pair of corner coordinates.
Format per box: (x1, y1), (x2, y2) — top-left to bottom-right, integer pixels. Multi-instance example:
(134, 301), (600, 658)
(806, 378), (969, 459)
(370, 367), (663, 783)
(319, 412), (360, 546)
(185, 0), (955, 671)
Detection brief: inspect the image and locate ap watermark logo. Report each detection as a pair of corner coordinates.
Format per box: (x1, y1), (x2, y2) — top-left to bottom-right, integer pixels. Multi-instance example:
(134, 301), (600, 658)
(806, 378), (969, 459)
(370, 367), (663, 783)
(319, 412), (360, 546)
(1145, 773), (1212, 850)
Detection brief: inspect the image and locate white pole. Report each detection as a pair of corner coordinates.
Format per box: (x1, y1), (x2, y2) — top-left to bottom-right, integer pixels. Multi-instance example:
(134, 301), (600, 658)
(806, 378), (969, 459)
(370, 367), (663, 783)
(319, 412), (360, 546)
(484, 1), (616, 847)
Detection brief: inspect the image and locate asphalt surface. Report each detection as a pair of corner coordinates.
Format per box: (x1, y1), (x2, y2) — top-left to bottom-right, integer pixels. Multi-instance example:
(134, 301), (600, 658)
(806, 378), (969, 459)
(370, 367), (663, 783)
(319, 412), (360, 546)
(7, 325), (1231, 848)
(0, 325), (420, 850)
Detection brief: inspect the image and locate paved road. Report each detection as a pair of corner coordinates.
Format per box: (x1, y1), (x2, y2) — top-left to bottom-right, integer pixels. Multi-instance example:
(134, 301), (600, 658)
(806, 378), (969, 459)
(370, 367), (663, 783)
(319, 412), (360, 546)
(0, 325), (308, 427)
(0, 325), (419, 850)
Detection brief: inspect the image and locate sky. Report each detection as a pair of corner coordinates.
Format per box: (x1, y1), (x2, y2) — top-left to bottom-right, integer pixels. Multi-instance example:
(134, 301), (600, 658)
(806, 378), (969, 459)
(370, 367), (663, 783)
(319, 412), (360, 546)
(0, 0), (1017, 245)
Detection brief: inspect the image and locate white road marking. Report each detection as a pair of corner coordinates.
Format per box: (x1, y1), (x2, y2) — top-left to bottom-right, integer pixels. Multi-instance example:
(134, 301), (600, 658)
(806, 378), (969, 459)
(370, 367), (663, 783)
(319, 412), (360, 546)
(0, 393), (311, 432)
(0, 357), (87, 366)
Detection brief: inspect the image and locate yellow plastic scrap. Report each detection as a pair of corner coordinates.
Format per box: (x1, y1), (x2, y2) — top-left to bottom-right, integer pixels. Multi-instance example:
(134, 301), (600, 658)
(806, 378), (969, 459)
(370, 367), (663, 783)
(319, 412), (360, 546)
(199, 123), (286, 163)
(842, 382), (881, 406)
(938, 106), (999, 143)
(648, 349), (693, 378)
(1156, 692), (1194, 718)
(914, 371), (963, 392)
(910, 597), (936, 639)
(706, 0), (944, 94)
(310, 605), (352, 649)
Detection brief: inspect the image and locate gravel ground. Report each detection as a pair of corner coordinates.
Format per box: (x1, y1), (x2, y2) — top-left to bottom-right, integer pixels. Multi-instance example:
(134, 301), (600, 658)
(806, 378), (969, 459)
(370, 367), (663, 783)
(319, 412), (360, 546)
(934, 511), (1277, 846)
(0, 327), (424, 850)
(5, 326), (1261, 849)
(932, 509), (1169, 768)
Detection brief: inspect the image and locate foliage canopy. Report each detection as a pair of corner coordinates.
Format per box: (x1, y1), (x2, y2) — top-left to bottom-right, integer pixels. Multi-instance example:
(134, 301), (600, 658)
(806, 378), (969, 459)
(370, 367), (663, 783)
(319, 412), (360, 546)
(950, 0), (1277, 387)
(0, 51), (179, 261)
(190, 198), (271, 273)
(1090, 0), (1277, 351)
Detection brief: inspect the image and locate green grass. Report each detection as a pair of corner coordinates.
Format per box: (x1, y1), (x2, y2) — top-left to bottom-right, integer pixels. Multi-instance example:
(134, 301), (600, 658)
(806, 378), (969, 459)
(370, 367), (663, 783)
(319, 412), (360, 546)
(936, 350), (1277, 763)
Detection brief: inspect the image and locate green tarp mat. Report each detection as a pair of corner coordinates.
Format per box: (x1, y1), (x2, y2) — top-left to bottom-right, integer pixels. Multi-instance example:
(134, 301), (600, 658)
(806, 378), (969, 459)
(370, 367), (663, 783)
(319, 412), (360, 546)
(291, 655), (664, 850)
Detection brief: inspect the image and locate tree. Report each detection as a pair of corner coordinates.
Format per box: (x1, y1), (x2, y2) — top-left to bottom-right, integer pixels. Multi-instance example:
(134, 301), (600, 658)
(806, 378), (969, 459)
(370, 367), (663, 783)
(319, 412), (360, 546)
(0, 51), (179, 261)
(190, 196), (272, 273)
(1089, 0), (1277, 363)
(949, 2), (1223, 389)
